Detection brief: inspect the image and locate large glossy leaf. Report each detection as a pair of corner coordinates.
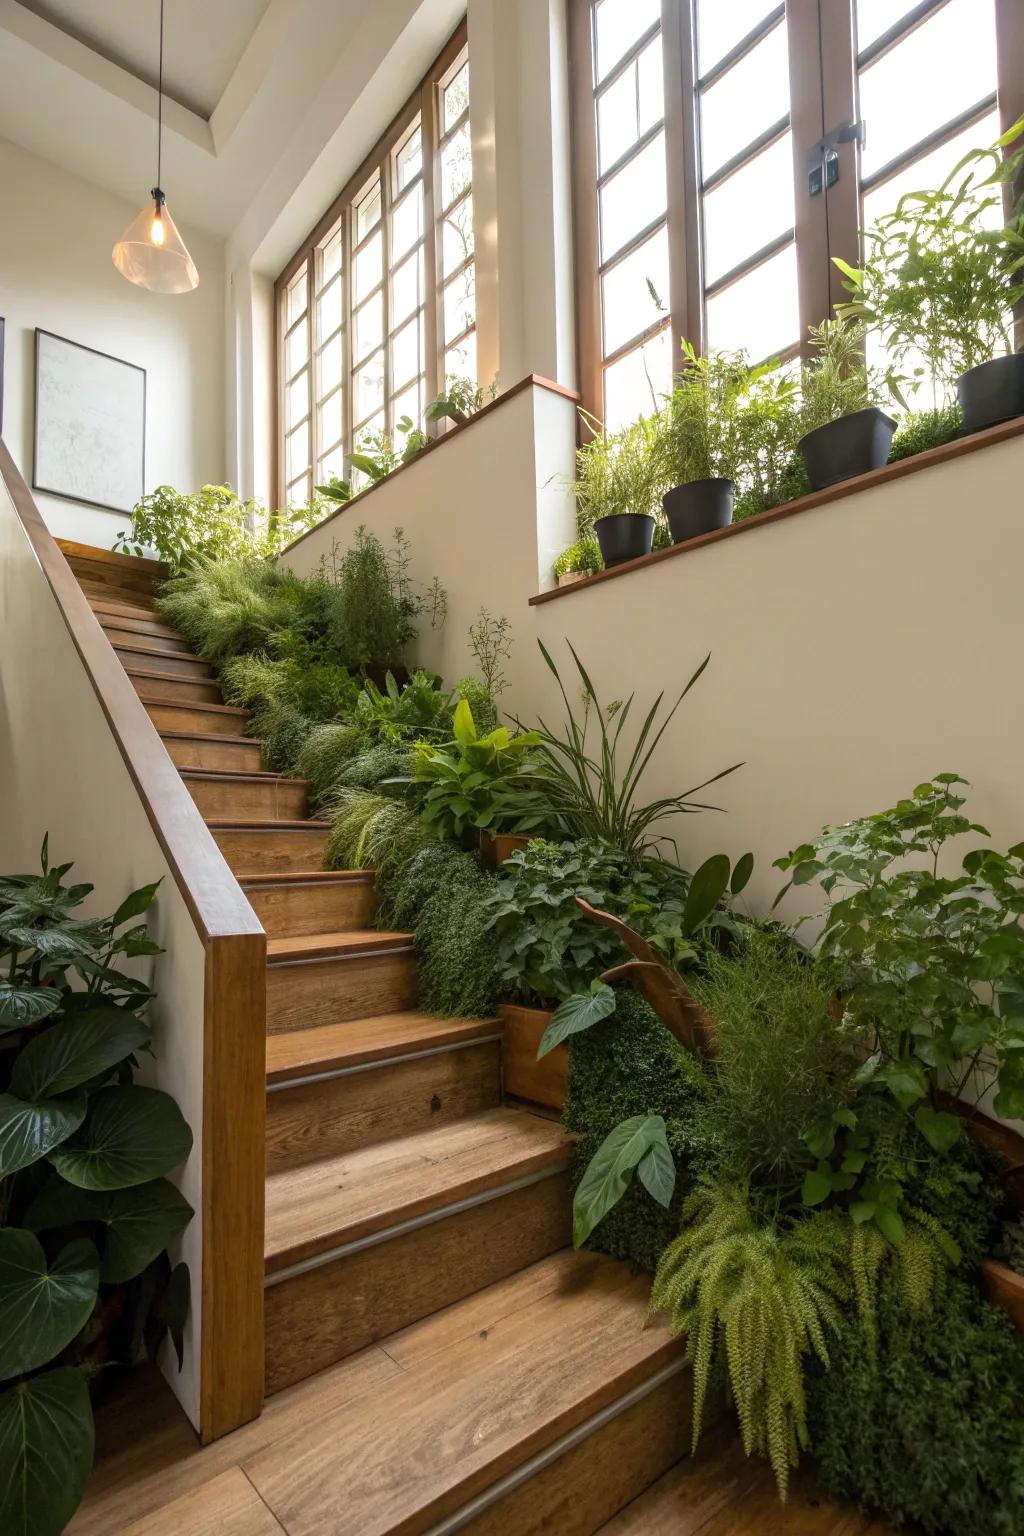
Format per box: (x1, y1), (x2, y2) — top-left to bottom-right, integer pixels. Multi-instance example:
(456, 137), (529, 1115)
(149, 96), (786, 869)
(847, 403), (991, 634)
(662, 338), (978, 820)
(0, 984), (61, 1032)
(573, 1115), (672, 1248)
(111, 880), (162, 927)
(48, 1086), (192, 1190)
(11, 1010), (150, 1100)
(0, 926), (97, 962)
(0, 1093), (86, 1177)
(0, 1232), (98, 1380)
(0, 1368), (94, 1536)
(537, 983), (617, 1059)
(681, 854), (732, 937)
(25, 1177), (194, 1283)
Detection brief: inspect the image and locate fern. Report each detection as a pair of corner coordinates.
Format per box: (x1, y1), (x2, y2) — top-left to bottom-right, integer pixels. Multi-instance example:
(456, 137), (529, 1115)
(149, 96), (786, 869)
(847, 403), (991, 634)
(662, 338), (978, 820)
(651, 1184), (849, 1498)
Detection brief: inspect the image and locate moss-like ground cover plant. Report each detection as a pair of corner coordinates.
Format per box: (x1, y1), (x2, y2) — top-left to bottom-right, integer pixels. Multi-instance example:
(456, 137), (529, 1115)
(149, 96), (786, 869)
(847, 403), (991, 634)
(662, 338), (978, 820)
(0, 841), (193, 1536)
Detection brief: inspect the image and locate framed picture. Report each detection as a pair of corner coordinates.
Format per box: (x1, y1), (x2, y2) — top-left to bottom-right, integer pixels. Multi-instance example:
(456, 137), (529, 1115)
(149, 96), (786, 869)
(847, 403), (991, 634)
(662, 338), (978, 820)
(33, 329), (146, 514)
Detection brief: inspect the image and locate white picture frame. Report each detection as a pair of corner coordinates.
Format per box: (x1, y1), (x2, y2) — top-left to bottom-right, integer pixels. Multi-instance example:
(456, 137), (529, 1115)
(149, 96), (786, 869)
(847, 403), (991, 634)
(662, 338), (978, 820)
(33, 329), (146, 515)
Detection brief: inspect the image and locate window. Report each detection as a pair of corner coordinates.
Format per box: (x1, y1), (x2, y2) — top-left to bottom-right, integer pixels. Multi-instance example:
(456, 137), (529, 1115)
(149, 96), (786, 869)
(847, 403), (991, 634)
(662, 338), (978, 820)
(276, 24), (470, 504)
(571, 0), (1024, 428)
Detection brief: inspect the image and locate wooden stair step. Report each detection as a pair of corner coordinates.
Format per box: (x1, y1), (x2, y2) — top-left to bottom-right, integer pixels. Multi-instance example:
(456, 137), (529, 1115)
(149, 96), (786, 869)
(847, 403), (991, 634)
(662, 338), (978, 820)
(99, 614), (185, 645)
(247, 1250), (687, 1534)
(265, 928), (417, 1034)
(265, 1014), (503, 1172)
(113, 641), (214, 678)
(88, 594), (160, 622)
(143, 699), (249, 737)
(79, 579), (159, 610)
(210, 820), (331, 876)
(58, 537), (163, 577)
(182, 769), (308, 821)
(126, 667), (223, 706)
(241, 870), (375, 938)
(161, 731), (263, 774)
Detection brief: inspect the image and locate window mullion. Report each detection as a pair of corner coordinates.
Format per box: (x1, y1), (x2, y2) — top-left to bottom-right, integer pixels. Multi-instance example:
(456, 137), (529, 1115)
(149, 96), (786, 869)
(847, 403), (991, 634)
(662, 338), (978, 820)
(569, 0), (603, 420)
(382, 160), (393, 435)
(995, 0), (1024, 344)
(421, 70), (442, 421)
(669, 0), (703, 354)
(342, 207), (354, 468)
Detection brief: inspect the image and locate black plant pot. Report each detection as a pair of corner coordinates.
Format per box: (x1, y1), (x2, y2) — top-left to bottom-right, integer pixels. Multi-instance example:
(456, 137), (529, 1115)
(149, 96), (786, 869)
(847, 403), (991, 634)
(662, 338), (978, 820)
(957, 352), (1024, 435)
(663, 478), (734, 544)
(592, 513), (654, 568)
(797, 407), (897, 492)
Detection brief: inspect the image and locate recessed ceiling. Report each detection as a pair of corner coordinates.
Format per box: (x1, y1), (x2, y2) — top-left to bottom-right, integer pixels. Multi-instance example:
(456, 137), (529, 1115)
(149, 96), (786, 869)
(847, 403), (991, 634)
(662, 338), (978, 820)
(16, 0), (272, 118)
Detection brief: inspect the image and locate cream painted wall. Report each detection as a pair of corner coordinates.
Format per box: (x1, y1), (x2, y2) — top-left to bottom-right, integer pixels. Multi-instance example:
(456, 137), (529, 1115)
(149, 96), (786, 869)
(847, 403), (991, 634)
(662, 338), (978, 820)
(0, 476), (206, 1427)
(0, 136), (225, 549)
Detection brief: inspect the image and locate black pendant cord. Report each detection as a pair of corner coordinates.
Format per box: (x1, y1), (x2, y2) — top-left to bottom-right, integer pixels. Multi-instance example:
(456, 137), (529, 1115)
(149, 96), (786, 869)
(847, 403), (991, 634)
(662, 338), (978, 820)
(155, 0), (164, 198)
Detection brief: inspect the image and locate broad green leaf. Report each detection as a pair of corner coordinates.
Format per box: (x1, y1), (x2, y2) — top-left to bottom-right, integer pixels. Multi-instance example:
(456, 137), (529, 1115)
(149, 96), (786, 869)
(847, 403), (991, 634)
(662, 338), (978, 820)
(49, 1086), (192, 1190)
(452, 698), (477, 747)
(914, 1105), (962, 1154)
(573, 1115), (665, 1247)
(850, 1201), (877, 1225)
(0, 1233), (98, 1380)
(884, 1062), (926, 1110)
(681, 855), (731, 937)
(112, 880), (162, 927)
(1, 927), (96, 962)
(874, 1205), (906, 1245)
(0, 984), (61, 1031)
(0, 1368), (94, 1536)
(636, 1127), (676, 1209)
(11, 1010), (149, 1101)
(25, 1178), (194, 1283)
(0, 1093), (86, 1177)
(802, 1167), (833, 1207)
(730, 852), (754, 897)
(537, 983), (616, 1059)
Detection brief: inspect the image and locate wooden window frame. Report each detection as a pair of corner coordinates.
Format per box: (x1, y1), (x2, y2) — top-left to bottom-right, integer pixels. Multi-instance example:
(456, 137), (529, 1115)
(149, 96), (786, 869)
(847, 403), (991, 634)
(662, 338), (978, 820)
(275, 21), (468, 506)
(570, 0), (1024, 422)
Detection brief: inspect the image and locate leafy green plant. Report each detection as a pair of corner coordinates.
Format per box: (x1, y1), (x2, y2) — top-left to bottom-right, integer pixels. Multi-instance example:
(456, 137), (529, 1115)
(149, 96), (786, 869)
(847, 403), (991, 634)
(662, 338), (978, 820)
(156, 558), (336, 664)
(468, 608), (513, 699)
(572, 1113), (675, 1247)
(427, 374), (499, 426)
(887, 403), (963, 462)
(387, 842), (502, 1017)
(553, 539), (602, 581)
(327, 526), (418, 671)
(836, 116), (1024, 404)
(348, 417), (429, 486)
(504, 642), (741, 860)
(407, 700), (540, 842)
(797, 317), (890, 436)
(572, 410), (665, 539)
(116, 484), (324, 572)
(0, 841), (193, 1536)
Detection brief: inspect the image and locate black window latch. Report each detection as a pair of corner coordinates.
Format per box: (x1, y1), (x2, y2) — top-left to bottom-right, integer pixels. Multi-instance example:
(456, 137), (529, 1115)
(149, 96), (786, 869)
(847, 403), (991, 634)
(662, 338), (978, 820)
(808, 120), (865, 195)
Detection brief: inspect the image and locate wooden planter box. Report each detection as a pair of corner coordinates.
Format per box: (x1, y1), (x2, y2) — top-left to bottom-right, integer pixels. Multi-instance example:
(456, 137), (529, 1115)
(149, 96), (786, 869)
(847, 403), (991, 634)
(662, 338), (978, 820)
(981, 1259), (1024, 1335)
(500, 1004), (566, 1112)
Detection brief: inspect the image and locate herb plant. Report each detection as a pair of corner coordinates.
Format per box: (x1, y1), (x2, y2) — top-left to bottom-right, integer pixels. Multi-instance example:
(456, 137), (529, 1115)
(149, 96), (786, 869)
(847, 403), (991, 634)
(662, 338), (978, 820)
(117, 484), (324, 571)
(468, 608), (513, 699)
(572, 410), (665, 538)
(887, 403), (963, 461)
(553, 539), (602, 580)
(797, 316), (889, 435)
(426, 374), (499, 426)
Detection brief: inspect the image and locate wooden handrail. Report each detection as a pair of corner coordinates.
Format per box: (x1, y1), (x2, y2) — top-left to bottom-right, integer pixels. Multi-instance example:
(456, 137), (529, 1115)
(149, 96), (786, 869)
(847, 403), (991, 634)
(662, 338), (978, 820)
(0, 441), (266, 1442)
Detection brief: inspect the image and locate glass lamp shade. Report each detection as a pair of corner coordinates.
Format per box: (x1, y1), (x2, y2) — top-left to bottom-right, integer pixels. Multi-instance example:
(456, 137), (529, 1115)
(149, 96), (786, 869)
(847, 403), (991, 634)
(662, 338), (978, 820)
(112, 195), (198, 294)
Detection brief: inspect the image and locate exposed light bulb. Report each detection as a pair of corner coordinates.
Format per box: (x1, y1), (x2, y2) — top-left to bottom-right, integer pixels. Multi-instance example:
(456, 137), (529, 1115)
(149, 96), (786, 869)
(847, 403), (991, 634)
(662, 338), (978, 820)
(150, 213), (165, 246)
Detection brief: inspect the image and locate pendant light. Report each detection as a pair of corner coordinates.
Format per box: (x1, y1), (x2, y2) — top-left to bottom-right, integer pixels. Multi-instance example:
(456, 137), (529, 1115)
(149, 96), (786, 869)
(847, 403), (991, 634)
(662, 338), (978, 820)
(112, 0), (198, 294)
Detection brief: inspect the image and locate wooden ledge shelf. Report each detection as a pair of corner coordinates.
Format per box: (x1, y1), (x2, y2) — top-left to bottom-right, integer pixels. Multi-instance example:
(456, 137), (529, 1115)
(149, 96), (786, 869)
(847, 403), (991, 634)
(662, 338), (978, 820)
(530, 413), (1024, 607)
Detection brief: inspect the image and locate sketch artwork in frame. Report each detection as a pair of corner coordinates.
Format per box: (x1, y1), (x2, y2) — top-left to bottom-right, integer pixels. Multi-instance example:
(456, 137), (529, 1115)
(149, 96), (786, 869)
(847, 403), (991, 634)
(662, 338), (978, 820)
(33, 329), (146, 514)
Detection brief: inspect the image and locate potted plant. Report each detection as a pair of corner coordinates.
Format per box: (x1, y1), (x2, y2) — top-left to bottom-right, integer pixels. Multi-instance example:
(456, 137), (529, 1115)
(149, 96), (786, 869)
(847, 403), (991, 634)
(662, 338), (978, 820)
(796, 317), (897, 490)
(659, 341), (749, 542)
(836, 116), (1024, 434)
(572, 411), (662, 568)
(552, 537), (602, 588)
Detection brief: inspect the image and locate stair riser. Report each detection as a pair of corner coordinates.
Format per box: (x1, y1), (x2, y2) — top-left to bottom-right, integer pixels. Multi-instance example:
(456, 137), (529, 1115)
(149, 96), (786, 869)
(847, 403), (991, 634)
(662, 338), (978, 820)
(115, 646), (215, 679)
(185, 777), (308, 821)
(455, 1373), (693, 1536)
(213, 826), (331, 876)
(264, 1171), (571, 1395)
(89, 595), (160, 622)
(145, 702), (248, 737)
(243, 878), (375, 938)
(266, 1040), (503, 1173)
(163, 736), (263, 774)
(266, 949), (417, 1034)
(100, 615), (184, 644)
(70, 563), (155, 599)
(104, 625), (191, 655)
(128, 671), (223, 706)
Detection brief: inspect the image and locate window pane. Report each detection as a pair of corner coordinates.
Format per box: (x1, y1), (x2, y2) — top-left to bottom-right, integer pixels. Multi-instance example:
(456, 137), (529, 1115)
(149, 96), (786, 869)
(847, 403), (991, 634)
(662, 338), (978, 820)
(705, 241), (799, 362)
(861, 109), (1002, 236)
(594, 0), (660, 84)
(286, 370), (308, 431)
(354, 293), (383, 365)
(602, 224), (669, 355)
(319, 224), (342, 285)
(444, 60), (470, 132)
(316, 274), (342, 343)
(699, 20), (790, 177)
(354, 230), (383, 303)
(392, 377), (424, 430)
(318, 330), (342, 395)
(857, 0), (996, 181)
(703, 132), (794, 285)
(599, 131), (667, 262)
(286, 319), (309, 377)
(286, 422), (309, 482)
(392, 248), (424, 327)
(441, 121), (473, 208)
(355, 179), (382, 242)
(443, 263), (476, 343)
(446, 329), (477, 382)
(395, 124), (422, 192)
(696, 0), (778, 75)
(442, 194), (475, 274)
(856, 0), (930, 54)
(596, 35), (664, 174)
(318, 388), (343, 450)
(286, 264), (307, 328)
(318, 441), (345, 481)
(354, 352), (385, 421)
(602, 328), (671, 433)
(391, 184), (423, 261)
(391, 314), (424, 389)
(287, 472), (311, 505)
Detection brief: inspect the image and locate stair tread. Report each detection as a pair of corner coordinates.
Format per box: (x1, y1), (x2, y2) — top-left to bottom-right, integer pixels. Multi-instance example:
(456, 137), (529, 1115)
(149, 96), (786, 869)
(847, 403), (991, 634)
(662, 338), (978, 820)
(207, 818), (331, 830)
(245, 1249), (681, 1536)
(58, 537), (163, 575)
(179, 768), (307, 786)
(140, 697), (246, 717)
(87, 594), (158, 617)
(125, 663), (217, 684)
(240, 870), (373, 886)
(266, 929), (413, 962)
(264, 1107), (570, 1270)
(113, 640), (209, 663)
(160, 730), (256, 746)
(266, 1012), (502, 1083)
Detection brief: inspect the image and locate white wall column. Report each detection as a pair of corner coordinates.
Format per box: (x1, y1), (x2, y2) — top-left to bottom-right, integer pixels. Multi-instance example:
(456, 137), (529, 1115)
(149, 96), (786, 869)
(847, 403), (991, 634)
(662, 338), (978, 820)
(225, 257), (275, 506)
